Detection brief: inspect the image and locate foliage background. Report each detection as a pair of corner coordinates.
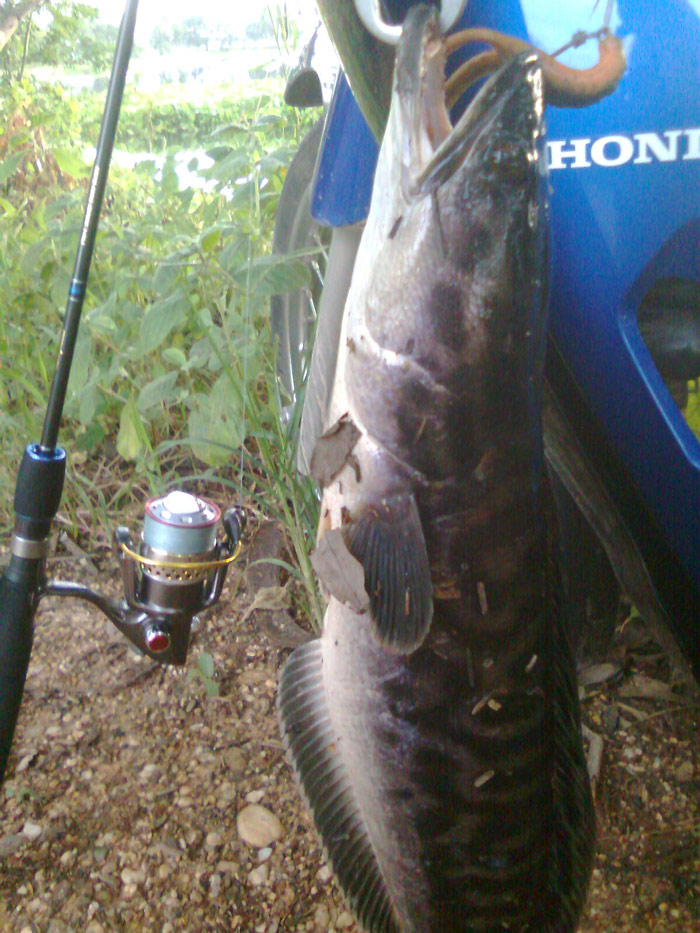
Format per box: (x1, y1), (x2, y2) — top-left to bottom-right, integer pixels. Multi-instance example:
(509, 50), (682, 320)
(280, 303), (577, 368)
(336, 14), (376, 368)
(0, 1), (323, 625)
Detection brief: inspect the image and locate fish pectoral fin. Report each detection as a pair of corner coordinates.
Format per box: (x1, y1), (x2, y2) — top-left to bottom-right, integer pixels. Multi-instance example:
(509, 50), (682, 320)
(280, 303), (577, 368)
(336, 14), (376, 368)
(277, 641), (399, 933)
(345, 492), (433, 653)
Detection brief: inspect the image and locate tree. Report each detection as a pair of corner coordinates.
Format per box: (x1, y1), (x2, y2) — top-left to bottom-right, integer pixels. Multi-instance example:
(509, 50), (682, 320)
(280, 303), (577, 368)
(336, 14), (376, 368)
(0, 0), (45, 54)
(1, 2), (118, 82)
(30, 4), (118, 70)
(150, 24), (171, 55)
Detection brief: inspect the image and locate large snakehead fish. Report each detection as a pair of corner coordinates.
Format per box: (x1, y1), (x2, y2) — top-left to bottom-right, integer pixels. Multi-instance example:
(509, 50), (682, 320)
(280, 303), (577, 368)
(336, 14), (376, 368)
(278, 5), (595, 931)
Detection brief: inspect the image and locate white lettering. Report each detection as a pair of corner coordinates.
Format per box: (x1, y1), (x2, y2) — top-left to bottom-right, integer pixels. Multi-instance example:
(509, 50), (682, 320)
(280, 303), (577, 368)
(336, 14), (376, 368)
(633, 131), (682, 163)
(547, 138), (591, 170)
(548, 128), (700, 169)
(590, 135), (635, 167)
(684, 128), (700, 160)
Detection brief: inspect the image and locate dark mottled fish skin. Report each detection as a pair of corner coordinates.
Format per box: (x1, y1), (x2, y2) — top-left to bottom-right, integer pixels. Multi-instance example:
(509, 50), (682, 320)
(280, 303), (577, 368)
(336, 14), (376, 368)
(279, 6), (594, 932)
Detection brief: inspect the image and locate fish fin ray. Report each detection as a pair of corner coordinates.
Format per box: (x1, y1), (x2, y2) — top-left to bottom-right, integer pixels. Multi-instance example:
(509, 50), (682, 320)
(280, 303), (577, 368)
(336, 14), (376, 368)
(543, 519), (596, 930)
(345, 492), (433, 653)
(277, 641), (399, 933)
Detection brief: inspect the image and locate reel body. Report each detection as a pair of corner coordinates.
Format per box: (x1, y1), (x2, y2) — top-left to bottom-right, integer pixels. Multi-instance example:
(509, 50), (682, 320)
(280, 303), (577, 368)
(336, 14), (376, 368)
(44, 492), (244, 666)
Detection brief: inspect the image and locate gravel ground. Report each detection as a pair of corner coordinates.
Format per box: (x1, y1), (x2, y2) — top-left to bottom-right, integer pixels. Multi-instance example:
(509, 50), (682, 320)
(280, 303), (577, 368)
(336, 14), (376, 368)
(1, 533), (699, 932)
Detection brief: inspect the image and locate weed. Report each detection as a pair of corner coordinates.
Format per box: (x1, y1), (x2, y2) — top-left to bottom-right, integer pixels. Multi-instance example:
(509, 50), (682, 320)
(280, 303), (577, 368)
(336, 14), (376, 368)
(0, 78), (322, 630)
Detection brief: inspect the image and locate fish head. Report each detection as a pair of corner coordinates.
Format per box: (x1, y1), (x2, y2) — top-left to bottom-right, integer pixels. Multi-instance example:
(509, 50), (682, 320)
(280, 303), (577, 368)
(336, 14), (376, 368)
(360, 4), (549, 354)
(342, 5), (550, 487)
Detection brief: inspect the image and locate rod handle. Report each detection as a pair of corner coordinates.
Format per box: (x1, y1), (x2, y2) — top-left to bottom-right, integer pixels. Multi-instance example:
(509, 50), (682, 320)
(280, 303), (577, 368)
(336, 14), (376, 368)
(0, 572), (37, 784)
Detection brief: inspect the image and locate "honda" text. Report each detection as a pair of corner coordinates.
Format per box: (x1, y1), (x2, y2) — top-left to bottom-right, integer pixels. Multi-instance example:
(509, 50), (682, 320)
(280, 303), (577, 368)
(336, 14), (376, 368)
(547, 129), (700, 169)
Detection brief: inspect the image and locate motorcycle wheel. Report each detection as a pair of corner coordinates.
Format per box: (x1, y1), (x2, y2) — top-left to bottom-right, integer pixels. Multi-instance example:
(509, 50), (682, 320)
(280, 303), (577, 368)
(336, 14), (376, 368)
(270, 118), (329, 405)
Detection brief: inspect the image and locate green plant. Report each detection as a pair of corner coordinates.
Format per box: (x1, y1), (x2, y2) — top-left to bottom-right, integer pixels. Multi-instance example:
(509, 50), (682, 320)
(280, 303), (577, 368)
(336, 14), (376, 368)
(188, 651), (219, 698)
(0, 77), (323, 629)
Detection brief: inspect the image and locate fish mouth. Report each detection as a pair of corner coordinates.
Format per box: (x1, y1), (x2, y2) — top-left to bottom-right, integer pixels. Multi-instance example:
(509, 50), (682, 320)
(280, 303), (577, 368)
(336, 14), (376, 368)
(396, 6), (545, 198)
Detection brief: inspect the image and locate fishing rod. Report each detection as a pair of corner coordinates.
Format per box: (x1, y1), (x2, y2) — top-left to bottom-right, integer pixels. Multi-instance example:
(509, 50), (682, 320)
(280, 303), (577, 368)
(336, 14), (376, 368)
(0, 0), (243, 786)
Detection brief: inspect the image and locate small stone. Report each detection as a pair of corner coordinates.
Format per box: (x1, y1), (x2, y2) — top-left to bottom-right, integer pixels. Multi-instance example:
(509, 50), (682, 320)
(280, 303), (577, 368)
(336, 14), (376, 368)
(22, 821), (42, 840)
(150, 840), (181, 860)
(205, 831), (224, 850)
(236, 804), (284, 848)
(209, 873), (222, 897)
(675, 761), (694, 782)
(16, 752), (37, 773)
(316, 864), (332, 884)
(314, 904), (331, 929)
(121, 868), (145, 886)
(138, 763), (160, 782)
(216, 781), (237, 811)
(0, 833), (27, 857)
(247, 863), (269, 887)
(245, 789), (265, 804)
(257, 846), (272, 862)
(222, 747), (247, 774)
(336, 911), (354, 929)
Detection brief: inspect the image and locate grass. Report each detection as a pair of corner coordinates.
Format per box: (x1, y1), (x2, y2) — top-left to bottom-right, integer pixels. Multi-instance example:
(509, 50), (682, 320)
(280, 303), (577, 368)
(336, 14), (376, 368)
(0, 76), (324, 632)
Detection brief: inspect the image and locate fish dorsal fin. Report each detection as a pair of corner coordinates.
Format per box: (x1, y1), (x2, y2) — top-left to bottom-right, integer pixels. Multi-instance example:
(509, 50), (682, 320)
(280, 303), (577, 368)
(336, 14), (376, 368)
(345, 492), (433, 653)
(277, 641), (399, 933)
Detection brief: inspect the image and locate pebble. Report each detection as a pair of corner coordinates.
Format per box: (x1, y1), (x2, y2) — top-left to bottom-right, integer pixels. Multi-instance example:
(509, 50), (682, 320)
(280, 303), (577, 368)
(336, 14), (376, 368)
(675, 761), (694, 782)
(236, 804), (284, 848)
(336, 911), (354, 929)
(257, 846), (272, 862)
(0, 833), (27, 857)
(216, 781), (237, 811)
(138, 763), (160, 782)
(246, 789), (266, 804)
(222, 747), (247, 774)
(314, 904), (331, 929)
(22, 821), (43, 840)
(247, 863), (269, 886)
(205, 831), (224, 850)
(121, 868), (145, 886)
(316, 865), (332, 884)
(209, 872), (222, 897)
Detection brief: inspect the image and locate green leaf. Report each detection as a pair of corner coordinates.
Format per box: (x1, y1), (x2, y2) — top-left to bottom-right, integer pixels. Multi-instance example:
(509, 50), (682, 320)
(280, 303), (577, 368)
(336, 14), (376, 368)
(0, 151), (24, 184)
(138, 371), (180, 413)
(0, 196), (17, 216)
(139, 287), (189, 355)
(198, 652), (215, 679)
(201, 149), (250, 184)
(52, 147), (90, 179)
(235, 255), (311, 297)
(79, 384), (102, 426)
(153, 262), (180, 296)
(66, 334), (92, 403)
(162, 347), (187, 368)
(75, 421), (105, 452)
(204, 679), (220, 698)
(186, 377), (242, 466)
(200, 228), (221, 252)
(117, 399), (143, 461)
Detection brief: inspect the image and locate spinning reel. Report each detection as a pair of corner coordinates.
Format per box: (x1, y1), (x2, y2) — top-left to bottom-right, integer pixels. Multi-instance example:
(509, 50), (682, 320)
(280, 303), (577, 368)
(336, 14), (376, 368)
(44, 492), (245, 666)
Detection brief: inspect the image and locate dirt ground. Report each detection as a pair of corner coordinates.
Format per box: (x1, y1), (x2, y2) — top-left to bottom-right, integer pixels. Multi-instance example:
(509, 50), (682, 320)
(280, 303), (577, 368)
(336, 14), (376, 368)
(1, 529), (699, 933)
